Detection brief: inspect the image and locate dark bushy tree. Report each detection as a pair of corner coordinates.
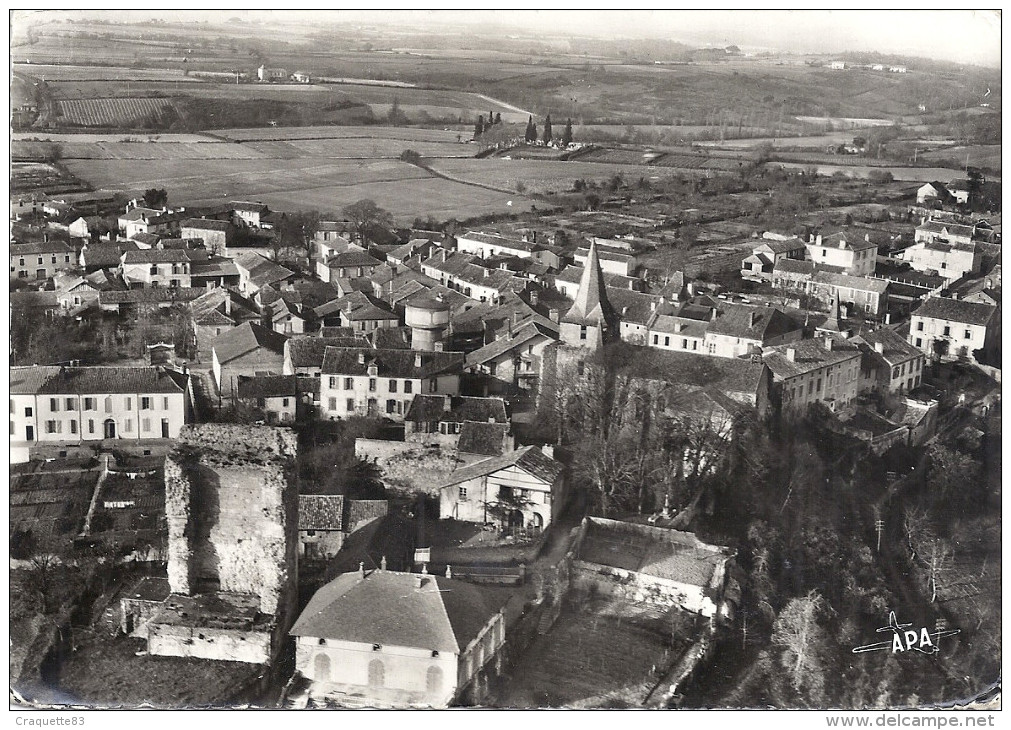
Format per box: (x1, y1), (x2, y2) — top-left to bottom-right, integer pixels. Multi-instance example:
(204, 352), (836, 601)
(562, 118), (573, 146)
(542, 114), (553, 144)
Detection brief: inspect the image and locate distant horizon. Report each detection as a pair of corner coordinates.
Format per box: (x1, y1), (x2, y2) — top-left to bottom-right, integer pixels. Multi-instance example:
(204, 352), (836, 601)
(11, 9), (1002, 69)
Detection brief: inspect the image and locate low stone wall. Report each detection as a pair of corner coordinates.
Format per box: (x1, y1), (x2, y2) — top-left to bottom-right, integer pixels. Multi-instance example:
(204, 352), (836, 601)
(147, 623), (272, 664)
(355, 438), (467, 495)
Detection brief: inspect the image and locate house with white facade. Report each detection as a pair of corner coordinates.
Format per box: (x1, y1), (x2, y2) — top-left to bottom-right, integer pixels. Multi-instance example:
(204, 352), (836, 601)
(120, 249), (196, 288)
(763, 335), (863, 413)
(805, 232), (878, 277)
(851, 328), (926, 395)
(438, 445), (566, 531)
(908, 295), (1000, 362)
(10, 366), (189, 463)
(11, 240), (76, 280)
(289, 568), (510, 708)
(899, 239), (981, 283)
(319, 347), (463, 421)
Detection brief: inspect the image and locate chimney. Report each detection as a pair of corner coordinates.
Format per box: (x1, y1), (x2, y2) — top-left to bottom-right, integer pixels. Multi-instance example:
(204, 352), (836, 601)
(824, 337), (834, 351)
(434, 341), (444, 352)
(358, 352), (366, 365)
(415, 353), (423, 368)
(541, 444), (555, 459)
(359, 562), (365, 578)
(874, 341), (885, 354)
(445, 565), (452, 579)
(530, 290), (539, 307)
(483, 268), (490, 278)
(749, 311), (758, 328)
(675, 321), (683, 333)
(786, 347), (797, 362)
(488, 416), (496, 424)
(443, 395), (452, 413)
(650, 301), (657, 312)
(224, 295), (232, 316)
(838, 238), (845, 249)
(441, 249), (447, 263)
(710, 309), (718, 322)
(415, 575), (424, 588)
(549, 307), (560, 323)
(622, 306), (629, 317)
(950, 292), (959, 301)
(380, 555), (387, 571)
(816, 233), (823, 246)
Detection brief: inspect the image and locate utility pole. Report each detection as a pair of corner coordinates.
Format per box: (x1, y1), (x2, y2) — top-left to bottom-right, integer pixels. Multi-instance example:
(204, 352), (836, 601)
(875, 518), (885, 553)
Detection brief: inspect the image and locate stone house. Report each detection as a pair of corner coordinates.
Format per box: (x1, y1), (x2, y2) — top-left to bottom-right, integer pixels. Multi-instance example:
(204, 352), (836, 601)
(404, 394), (510, 451)
(212, 322), (289, 399)
(438, 445), (565, 530)
(319, 348), (463, 421)
(9, 366), (189, 463)
(740, 235), (807, 281)
(763, 335), (863, 413)
(805, 231), (878, 277)
(180, 218), (235, 254)
(10, 240), (76, 280)
(908, 295), (1000, 362)
(120, 248), (198, 288)
(236, 374), (300, 423)
(298, 494), (346, 559)
(851, 328), (926, 395)
(289, 568), (510, 708)
(464, 320), (558, 395)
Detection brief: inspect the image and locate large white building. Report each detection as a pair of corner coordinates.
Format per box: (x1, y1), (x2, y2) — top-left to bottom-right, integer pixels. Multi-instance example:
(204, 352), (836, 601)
(10, 366), (189, 463)
(319, 347), (463, 421)
(763, 335), (862, 413)
(908, 296), (1000, 362)
(805, 232), (878, 277)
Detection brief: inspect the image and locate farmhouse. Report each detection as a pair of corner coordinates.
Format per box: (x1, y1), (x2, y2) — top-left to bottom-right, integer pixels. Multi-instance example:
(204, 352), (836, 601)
(899, 239), (981, 283)
(574, 243), (637, 277)
(231, 201), (270, 228)
(740, 235), (806, 282)
(120, 248), (198, 288)
(289, 568), (510, 708)
(850, 328), (925, 395)
(234, 252), (296, 296)
(317, 250), (384, 283)
(805, 231), (878, 277)
(438, 445), (565, 530)
(315, 291), (401, 332)
(236, 374), (300, 424)
(98, 287), (204, 316)
(916, 182), (956, 207)
(10, 239), (76, 280)
(180, 218), (235, 254)
(464, 319), (558, 395)
(404, 394), (510, 453)
(189, 287), (261, 360)
(282, 334), (371, 378)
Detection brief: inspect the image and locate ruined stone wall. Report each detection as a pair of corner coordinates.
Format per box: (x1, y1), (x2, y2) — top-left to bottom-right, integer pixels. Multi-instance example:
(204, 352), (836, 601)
(355, 438), (468, 495)
(147, 623), (272, 664)
(165, 425), (298, 615)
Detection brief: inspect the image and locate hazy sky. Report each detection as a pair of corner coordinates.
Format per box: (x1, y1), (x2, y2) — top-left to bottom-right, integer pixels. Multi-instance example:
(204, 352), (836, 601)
(15, 9), (1001, 68)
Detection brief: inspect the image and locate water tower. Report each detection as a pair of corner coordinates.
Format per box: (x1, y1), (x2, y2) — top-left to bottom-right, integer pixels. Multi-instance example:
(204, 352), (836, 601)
(405, 292), (450, 351)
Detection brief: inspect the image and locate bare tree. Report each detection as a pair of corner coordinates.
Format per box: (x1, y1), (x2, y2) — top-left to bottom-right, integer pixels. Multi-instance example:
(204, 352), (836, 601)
(772, 589), (828, 692)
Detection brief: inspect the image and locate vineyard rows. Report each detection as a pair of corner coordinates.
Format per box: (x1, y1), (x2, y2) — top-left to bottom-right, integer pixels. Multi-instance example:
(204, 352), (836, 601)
(56, 97), (172, 126)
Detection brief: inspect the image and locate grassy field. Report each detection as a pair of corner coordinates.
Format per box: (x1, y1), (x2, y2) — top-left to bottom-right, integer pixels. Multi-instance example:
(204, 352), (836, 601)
(430, 158), (678, 194)
(214, 125), (466, 142)
(919, 144), (1001, 172)
(12, 63), (196, 82)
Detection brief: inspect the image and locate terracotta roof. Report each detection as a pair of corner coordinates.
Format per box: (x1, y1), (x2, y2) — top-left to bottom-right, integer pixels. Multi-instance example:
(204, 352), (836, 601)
(774, 258), (817, 276)
(324, 250), (383, 269)
(181, 218), (233, 232)
(457, 421), (509, 456)
(101, 287), (204, 305)
(298, 495), (344, 531)
(286, 335), (371, 369)
(617, 346), (767, 399)
(13, 366), (188, 395)
(345, 499), (388, 530)
(212, 321), (288, 365)
(189, 288), (258, 325)
(811, 271), (889, 294)
(11, 240), (74, 256)
(763, 336), (862, 380)
(10, 291), (60, 309)
(757, 237), (806, 254)
(440, 445), (563, 489)
(813, 232), (877, 251)
(608, 288), (660, 326)
(81, 242), (140, 268)
(236, 374), (298, 399)
(122, 248), (194, 264)
(465, 321), (557, 367)
(851, 328), (923, 367)
(405, 395), (508, 425)
(708, 304), (801, 342)
(234, 252), (295, 289)
(290, 570), (510, 653)
(321, 347), (463, 379)
(912, 296), (997, 326)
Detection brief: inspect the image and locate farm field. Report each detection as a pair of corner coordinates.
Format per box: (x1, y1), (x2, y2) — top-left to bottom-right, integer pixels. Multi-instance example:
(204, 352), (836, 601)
(12, 63), (196, 82)
(214, 125), (465, 142)
(919, 144), (1001, 172)
(771, 162), (999, 182)
(16, 140), (269, 160)
(55, 98), (173, 127)
(430, 158), (682, 194)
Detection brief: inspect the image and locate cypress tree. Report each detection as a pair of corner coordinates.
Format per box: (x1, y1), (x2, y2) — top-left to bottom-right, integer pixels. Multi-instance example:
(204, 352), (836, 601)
(562, 118), (573, 146)
(475, 115), (485, 137)
(542, 114), (553, 144)
(494, 112), (502, 125)
(525, 115), (536, 142)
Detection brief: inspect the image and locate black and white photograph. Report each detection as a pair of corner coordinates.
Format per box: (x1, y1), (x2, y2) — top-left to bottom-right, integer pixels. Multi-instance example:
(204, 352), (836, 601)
(8, 9), (1001, 716)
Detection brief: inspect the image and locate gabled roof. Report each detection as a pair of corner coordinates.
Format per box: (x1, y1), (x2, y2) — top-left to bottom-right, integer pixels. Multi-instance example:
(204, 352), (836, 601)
(763, 336), (862, 379)
(321, 347), (463, 379)
(811, 271), (889, 294)
(465, 320), (557, 367)
(100, 287), (204, 305)
(212, 321), (288, 365)
(286, 335), (372, 369)
(10, 291), (60, 310)
(234, 252), (295, 289)
(11, 240), (75, 256)
(756, 237), (806, 254)
(180, 218), (233, 231)
(121, 248), (194, 264)
(14, 366), (188, 395)
(10, 366), (62, 394)
(457, 421), (509, 456)
(405, 395), (508, 425)
(324, 250), (383, 269)
(774, 258), (817, 276)
(231, 201), (268, 213)
(370, 326), (413, 350)
(608, 287), (660, 326)
(298, 495), (344, 531)
(81, 242), (141, 268)
(189, 287), (259, 325)
(118, 206), (162, 222)
(912, 296), (997, 326)
(851, 328), (923, 367)
(459, 231), (541, 253)
(707, 304), (800, 342)
(812, 231), (877, 251)
(236, 374), (298, 399)
(561, 240), (618, 329)
(440, 445), (563, 489)
(290, 570), (510, 653)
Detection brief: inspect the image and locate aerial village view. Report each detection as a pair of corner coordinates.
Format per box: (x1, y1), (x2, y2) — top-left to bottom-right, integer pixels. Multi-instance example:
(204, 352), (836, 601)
(8, 9), (1001, 716)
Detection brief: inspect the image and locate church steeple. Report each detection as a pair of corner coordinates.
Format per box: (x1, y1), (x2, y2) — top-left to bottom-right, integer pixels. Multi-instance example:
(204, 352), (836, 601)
(818, 290), (844, 334)
(560, 240), (617, 348)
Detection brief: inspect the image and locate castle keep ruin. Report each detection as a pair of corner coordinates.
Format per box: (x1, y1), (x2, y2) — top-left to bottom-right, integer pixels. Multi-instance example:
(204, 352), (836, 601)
(137, 425), (299, 665)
